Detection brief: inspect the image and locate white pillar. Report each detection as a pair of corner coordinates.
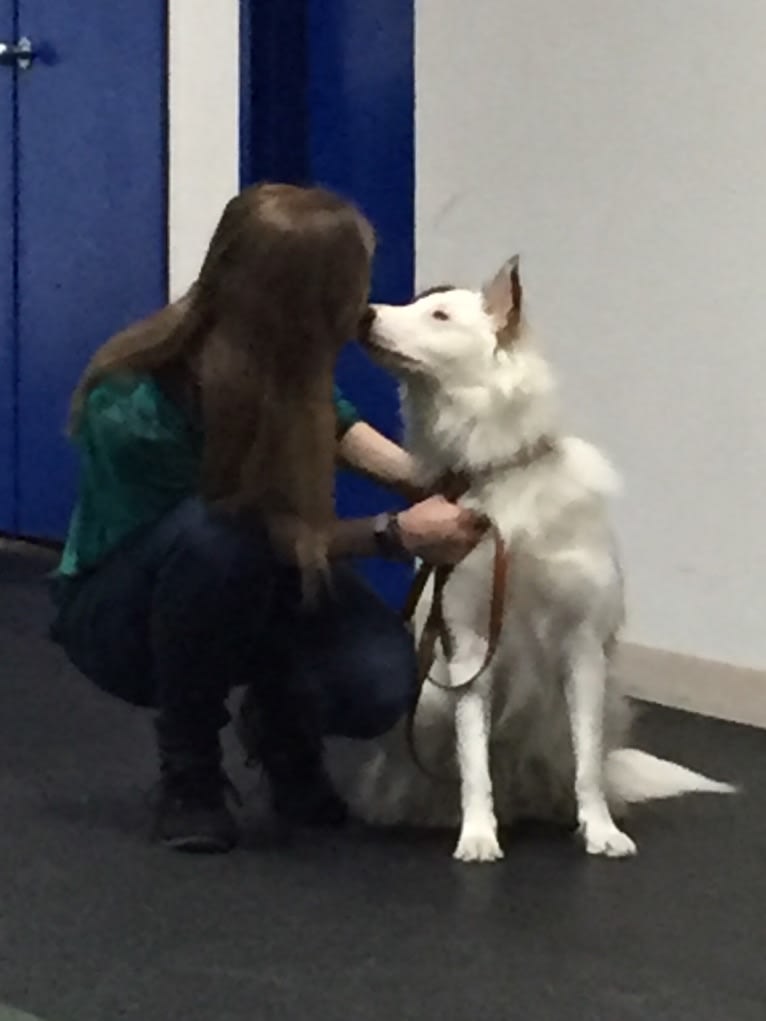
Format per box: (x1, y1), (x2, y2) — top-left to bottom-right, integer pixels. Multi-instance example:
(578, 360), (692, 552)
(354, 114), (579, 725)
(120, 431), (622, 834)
(167, 0), (240, 299)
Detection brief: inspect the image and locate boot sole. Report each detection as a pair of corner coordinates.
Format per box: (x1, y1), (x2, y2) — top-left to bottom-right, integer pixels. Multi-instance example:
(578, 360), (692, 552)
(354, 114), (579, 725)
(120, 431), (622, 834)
(161, 833), (237, 854)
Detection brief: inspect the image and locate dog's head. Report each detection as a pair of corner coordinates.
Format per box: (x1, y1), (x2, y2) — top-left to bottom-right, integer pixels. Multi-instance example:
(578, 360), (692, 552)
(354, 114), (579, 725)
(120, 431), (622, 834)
(359, 256), (525, 386)
(359, 257), (559, 470)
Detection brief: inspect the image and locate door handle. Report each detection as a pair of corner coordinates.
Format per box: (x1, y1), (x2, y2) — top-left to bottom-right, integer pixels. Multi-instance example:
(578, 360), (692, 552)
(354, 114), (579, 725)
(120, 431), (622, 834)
(0, 37), (34, 71)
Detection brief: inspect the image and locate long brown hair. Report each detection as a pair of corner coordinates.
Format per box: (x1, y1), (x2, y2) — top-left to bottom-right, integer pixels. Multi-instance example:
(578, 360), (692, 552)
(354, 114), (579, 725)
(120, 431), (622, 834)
(70, 183), (375, 573)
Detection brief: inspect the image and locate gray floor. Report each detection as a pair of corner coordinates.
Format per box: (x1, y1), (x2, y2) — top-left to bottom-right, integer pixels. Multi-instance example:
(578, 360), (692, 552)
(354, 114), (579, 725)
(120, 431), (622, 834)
(1, 548), (765, 1021)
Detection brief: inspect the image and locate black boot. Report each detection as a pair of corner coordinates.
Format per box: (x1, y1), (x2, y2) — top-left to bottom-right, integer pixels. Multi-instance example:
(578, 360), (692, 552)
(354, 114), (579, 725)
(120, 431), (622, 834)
(154, 766), (240, 853)
(154, 721), (240, 853)
(236, 685), (347, 828)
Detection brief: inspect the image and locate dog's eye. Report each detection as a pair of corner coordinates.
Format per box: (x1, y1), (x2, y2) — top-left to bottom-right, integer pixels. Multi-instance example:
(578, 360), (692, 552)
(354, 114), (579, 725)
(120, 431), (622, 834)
(432, 310), (449, 321)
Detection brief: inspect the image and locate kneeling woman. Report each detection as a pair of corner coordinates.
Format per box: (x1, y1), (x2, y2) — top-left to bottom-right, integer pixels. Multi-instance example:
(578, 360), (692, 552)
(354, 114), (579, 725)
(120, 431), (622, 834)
(50, 183), (482, 853)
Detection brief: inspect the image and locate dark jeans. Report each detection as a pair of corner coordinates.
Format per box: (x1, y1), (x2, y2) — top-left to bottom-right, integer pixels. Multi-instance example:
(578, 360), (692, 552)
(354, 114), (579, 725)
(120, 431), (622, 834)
(51, 498), (417, 775)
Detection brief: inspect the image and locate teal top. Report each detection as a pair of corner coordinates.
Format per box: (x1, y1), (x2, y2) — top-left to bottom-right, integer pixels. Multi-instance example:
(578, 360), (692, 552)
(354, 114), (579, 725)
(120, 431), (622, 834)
(57, 374), (359, 577)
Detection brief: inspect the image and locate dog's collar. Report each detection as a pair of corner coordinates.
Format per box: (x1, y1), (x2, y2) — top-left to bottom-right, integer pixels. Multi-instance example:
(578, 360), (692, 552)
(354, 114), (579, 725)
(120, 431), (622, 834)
(437, 435), (558, 499)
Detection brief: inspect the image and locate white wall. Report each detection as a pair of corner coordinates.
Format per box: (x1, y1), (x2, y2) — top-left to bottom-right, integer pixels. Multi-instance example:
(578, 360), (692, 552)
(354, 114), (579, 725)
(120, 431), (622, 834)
(416, 0), (766, 669)
(167, 0), (240, 299)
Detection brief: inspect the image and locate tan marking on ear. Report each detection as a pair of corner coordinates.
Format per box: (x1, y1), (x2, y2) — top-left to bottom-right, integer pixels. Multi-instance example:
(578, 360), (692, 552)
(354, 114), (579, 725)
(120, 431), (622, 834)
(482, 254), (523, 348)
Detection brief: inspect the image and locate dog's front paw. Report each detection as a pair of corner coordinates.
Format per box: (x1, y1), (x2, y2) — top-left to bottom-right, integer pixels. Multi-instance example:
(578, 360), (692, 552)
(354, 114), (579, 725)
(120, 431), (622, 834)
(579, 818), (637, 859)
(453, 828), (504, 863)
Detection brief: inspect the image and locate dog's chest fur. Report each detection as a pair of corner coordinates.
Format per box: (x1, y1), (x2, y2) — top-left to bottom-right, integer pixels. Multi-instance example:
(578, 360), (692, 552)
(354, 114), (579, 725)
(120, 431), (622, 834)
(346, 381), (629, 829)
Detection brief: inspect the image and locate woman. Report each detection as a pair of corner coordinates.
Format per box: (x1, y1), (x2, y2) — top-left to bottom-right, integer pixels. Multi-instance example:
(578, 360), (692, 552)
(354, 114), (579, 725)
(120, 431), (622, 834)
(50, 183), (483, 854)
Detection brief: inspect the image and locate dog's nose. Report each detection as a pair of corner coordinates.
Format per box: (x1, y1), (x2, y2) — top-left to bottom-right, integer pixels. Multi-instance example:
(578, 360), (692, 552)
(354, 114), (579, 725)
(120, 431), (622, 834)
(357, 306), (376, 340)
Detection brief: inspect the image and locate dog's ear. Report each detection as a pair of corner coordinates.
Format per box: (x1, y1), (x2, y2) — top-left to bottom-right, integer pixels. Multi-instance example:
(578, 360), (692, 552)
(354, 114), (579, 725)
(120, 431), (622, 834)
(482, 255), (523, 346)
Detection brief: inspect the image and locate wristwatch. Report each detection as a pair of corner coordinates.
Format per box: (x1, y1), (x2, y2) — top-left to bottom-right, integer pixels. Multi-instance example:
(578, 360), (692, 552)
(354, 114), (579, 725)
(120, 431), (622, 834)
(373, 512), (411, 561)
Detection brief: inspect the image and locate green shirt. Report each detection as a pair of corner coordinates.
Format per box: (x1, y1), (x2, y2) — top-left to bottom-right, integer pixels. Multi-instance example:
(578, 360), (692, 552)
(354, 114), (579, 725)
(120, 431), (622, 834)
(57, 373), (359, 577)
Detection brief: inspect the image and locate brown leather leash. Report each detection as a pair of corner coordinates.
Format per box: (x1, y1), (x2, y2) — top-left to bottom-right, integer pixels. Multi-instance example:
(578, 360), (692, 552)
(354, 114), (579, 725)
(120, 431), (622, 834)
(401, 524), (510, 691)
(400, 481), (511, 779)
(397, 440), (557, 777)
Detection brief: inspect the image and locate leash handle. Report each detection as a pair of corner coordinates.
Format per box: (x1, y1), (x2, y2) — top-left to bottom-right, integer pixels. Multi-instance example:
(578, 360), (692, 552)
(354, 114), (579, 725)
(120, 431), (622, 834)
(427, 525), (509, 692)
(401, 525), (511, 779)
(399, 465), (510, 777)
(402, 525), (509, 689)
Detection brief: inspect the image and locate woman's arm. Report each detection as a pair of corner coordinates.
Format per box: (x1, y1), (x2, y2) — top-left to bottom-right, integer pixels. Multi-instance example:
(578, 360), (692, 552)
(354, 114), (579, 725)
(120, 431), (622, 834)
(337, 421), (425, 502)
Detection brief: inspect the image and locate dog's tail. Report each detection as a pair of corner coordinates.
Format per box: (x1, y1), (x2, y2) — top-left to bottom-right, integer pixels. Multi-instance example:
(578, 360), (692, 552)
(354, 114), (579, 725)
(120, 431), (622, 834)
(606, 748), (737, 804)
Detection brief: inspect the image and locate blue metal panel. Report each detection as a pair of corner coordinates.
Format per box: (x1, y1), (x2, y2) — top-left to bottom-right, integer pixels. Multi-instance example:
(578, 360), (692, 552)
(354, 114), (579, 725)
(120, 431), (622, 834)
(0, 0), (16, 531)
(15, 0), (167, 539)
(308, 0), (415, 606)
(240, 0), (308, 187)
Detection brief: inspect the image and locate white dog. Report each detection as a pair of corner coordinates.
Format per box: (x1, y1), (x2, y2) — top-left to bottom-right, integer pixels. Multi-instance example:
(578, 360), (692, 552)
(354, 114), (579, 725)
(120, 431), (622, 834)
(349, 256), (735, 863)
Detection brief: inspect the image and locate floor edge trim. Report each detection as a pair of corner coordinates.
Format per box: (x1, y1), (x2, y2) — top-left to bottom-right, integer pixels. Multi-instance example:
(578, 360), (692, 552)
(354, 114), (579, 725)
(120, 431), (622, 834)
(620, 642), (766, 729)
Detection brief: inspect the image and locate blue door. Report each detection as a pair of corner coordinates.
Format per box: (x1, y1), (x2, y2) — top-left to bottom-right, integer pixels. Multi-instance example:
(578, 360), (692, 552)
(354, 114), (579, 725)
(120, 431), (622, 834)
(0, 0), (16, 531)
(0, 0), (167, 539)
(308, 0), (415, 607)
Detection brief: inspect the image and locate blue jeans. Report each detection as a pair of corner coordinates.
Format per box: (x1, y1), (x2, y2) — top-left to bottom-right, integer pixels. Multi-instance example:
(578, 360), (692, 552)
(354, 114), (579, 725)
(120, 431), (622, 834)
(51, 498), (417, 774)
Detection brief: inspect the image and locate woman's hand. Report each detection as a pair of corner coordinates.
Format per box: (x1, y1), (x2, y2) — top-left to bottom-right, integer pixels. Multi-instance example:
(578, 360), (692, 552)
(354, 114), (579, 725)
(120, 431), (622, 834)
(396, 495), (487, 564)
